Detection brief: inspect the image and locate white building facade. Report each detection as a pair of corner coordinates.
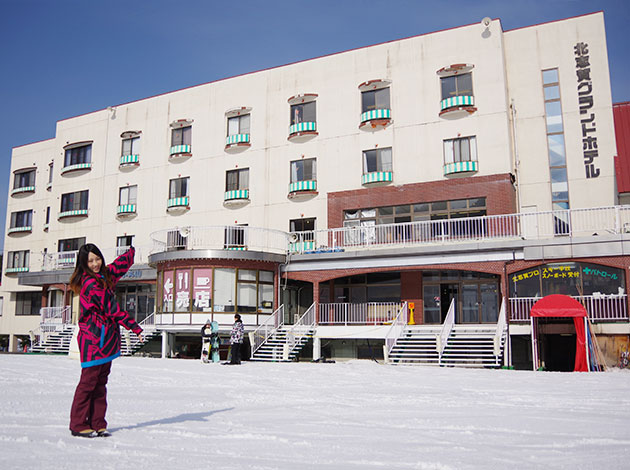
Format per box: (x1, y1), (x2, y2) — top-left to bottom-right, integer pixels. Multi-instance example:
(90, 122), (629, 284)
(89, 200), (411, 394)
(1, 13), (626, 369)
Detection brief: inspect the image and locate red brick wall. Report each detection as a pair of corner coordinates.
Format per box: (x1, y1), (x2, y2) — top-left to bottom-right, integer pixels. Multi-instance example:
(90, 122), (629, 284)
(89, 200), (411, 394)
(327, 173), (516, 228)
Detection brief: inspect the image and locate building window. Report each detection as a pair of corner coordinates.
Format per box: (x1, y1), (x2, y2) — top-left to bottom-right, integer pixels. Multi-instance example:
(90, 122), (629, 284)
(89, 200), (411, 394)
(60, 190), (89, 212)
(290, 218), (315, 233)
(542, 68), (570, 235)
(47, 163), (53, 187)
(169, 177), (189, 199)
(172, 126), (191, 147)
(58, 237), (86, 252)
(441, 73), (473, 101)
(117, 235), (135, 248)
(15, 291), (41, 316)
(45, 207), (50, 225)
(226, 169), (249, 191)
(290, 158), (316, 184)
(7, 250), (29, 271)
(14, 169), (36, 190)
(64, 144), (92, 167)
(224, 225), (247, 249)
(363, 148), (392, 174)
(444, 136), (477, 164)
(214, 268), (236, 313)
(228, 114), (250, 137)
(291, 101), (316, 126)
(122, 136), (141, 156)
(119, 185), (138, 206)
(10, 210), (32, 229)
(362, 87), (390, 113)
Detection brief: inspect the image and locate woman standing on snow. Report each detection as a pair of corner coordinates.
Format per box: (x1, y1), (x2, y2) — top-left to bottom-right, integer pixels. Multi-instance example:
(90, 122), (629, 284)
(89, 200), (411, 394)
(229, 314), (244, 364)
(68, 244), (143, 438)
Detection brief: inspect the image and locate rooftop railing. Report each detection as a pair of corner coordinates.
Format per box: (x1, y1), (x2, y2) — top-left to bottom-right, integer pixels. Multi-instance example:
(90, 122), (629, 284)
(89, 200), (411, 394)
(510, 295), (628, 322)
(41, 246), (148, 271)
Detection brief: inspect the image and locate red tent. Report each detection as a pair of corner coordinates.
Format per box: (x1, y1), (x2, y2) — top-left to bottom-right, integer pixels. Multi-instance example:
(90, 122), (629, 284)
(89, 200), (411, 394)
(530, 295), (589, 372)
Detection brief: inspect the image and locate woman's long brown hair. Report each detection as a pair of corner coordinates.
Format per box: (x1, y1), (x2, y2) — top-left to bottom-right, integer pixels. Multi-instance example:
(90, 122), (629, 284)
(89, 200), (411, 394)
(69, 244), (113, 294)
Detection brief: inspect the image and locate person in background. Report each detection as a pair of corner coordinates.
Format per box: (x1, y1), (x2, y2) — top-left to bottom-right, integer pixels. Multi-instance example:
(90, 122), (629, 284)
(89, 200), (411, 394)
(229, 314), (244, 364)
(68, 244), (143, 438)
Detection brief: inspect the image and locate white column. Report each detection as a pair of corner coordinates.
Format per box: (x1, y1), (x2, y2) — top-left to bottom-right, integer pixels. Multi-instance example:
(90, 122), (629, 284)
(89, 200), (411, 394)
(161, 331), (169, 359)
(313, 336), (321, 361)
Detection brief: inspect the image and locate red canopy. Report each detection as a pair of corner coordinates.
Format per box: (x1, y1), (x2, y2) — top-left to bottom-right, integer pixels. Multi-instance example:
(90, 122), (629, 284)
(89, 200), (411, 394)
(530, 294), (589, 372)
(530, 294), (587, 318)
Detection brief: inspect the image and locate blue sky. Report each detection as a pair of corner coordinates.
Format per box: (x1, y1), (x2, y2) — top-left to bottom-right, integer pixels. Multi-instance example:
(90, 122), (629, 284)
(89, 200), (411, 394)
(1, 0), (629, 251)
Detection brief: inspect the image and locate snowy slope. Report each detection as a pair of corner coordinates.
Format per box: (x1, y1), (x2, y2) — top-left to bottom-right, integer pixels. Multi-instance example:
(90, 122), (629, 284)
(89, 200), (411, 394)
(1, 355), (629, 470)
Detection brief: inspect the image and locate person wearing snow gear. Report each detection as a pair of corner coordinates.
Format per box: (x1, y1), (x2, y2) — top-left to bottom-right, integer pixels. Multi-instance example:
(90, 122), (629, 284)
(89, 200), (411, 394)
(68, 244), (143, 438)
(229, 314), (244, 364)
(201, 320), (212, 363)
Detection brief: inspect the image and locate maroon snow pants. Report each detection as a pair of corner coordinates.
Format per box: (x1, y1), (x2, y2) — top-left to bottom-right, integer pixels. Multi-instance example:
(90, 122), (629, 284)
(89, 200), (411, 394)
(69, 361), (112, 432)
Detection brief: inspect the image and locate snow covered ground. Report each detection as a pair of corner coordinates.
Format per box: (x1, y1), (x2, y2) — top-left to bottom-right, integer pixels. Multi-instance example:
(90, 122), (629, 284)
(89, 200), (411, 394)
(1, 355), (629, 470)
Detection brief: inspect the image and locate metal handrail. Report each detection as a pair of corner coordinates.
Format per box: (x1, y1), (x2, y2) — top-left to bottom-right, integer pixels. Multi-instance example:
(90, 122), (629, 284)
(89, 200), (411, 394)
(383, 302), (408, 363)
(250, 305), (284, 357)
(493, 298), (507, 357)
(437, 299), (456, 362)
(284, 303), (316, 360)
(510, 295), (628, 322)
(317, 302), (402, 325)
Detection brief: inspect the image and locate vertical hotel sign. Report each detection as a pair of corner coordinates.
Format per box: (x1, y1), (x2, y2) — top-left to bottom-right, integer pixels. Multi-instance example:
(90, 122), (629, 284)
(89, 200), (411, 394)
(574, 42), (600, 178)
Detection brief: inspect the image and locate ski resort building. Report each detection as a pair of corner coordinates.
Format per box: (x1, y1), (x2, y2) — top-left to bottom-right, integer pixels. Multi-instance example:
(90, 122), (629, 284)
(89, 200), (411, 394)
(1, 11), (628, 370)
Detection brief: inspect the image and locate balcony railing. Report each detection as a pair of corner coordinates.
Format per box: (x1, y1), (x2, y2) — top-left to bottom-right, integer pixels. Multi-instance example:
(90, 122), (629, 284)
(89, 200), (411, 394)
(150, 225), (288, 256)
(318, 302), (403, 325)
(289, 205), (630, 254)
(510, 295), (628, 322)
(41, 246), (147, 271)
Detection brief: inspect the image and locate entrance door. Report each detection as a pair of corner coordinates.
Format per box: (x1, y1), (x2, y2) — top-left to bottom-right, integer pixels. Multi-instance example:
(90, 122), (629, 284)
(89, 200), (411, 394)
(440, 283), (459, 323)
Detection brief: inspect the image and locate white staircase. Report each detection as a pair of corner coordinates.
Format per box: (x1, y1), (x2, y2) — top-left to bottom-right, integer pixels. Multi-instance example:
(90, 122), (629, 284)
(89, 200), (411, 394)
(250, 304), (316, 362)
(439, 324), (506, 368)
(121, 314), (158, 356)
(31, 324), (75, 354)
(388, 326), (441, 365)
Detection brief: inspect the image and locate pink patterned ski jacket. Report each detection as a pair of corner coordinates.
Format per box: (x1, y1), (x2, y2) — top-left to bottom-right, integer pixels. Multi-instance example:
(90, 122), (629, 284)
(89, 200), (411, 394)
(77, 247), (142, 368)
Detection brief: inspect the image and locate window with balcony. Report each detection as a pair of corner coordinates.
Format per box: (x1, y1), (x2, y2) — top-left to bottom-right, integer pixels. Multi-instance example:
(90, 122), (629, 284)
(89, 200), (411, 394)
(226, 114), (251, 147)
(62, 143), (92, 173)
(121, 134), (141, 166)
(289, 218), (316, 252)
(168, 177), (190, 210)
(443, 136), (478, 175)
(12, 169), (36, 195)
(438, 67), (475, 116)
(224, 225), (247, 250)
(289, 158), (317, 195)
(170, 125), (192, 157)
(118, 185), (138, 215)
(15, 291), (40, 315)
(117, 235), (135, 256)
(225, 169), (249, 202)
(9, 210), (32, 234)
(7, 250), (30, 274)
(288, 95), (318, 141)
(360, 85), (392, 130)
(60, 190), (89, 218)
(362, 147), (393, 185)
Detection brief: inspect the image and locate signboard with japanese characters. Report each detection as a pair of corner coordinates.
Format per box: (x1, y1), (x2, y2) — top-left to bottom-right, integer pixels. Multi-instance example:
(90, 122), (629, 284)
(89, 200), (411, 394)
(162, 270), (174, 312)
(574, 42), (600, 179)
(175, 269), (191, 312)
(193, 269), (213, 312)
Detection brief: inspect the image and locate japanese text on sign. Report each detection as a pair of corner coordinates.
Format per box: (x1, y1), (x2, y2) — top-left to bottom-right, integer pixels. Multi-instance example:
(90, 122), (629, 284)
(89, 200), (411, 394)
(575, 42), (600, 179)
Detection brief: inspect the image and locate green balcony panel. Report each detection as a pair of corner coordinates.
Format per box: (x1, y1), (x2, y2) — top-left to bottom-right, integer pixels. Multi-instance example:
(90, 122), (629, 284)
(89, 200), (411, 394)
(11, 186), (35, 196)
(360, 108), (391, 123)
(58, 209), (88, 219)
(289, 241), (315, 253)
(120, 154), (140, 165)
(440, 95), (475, 111)
(61, 162), (92, 175)
(226, 134), (250, 145)
(289, 180), (317, 193)
(8, 226), (32, 234)
(362, 171), (393, 185)
(167, 197), (189, 208)
(170, 144), (191, 156)
(443, 160), (478, 175)
(117, 204), (137, 214)
(224, 189), (249, 201)
(289, 121), (317, 135)
(6, 267), (29, 273)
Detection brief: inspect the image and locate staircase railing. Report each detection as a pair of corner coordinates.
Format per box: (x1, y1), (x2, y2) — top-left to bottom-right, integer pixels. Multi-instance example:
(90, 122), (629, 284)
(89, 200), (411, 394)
(250, 305), (284, 357)
(121, 313), (157, 355)
(383, 302), (408, 364)
(493, 298), (507, 359)
(284, 303), (316, 360)
(40, 306), (72, 333)
(436, 299), (456, 363)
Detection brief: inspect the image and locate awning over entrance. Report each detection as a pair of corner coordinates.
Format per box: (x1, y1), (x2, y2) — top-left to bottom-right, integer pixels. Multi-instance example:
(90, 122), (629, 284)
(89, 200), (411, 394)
(530, 294), (588, 372)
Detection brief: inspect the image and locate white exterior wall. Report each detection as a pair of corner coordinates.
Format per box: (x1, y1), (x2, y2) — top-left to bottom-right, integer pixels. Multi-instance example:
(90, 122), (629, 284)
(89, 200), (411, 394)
(0, 13), (616, 343)
(504, 12), (616, 211)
